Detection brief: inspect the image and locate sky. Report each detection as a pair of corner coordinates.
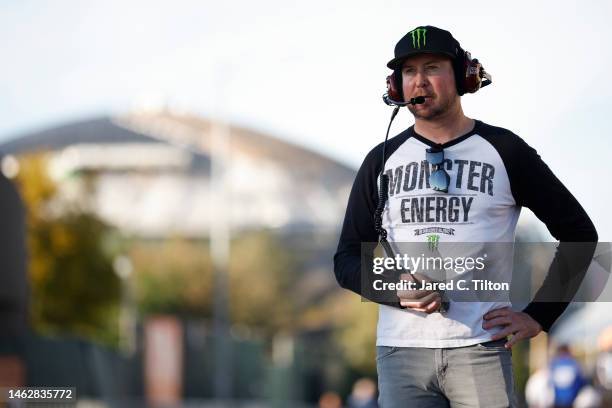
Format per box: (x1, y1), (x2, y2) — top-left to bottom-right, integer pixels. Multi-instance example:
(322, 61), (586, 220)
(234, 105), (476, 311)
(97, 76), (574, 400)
(2, 0), (611, 239)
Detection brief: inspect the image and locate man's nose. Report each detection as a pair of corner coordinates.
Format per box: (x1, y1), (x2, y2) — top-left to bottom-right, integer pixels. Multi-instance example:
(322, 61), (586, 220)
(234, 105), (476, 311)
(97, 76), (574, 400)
(415, 70), (429, 87)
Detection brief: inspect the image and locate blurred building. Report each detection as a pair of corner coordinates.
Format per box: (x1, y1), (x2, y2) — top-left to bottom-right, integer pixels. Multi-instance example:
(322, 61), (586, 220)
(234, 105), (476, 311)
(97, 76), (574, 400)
(0, 110), (357, 307)
(0, 110), (355, 237)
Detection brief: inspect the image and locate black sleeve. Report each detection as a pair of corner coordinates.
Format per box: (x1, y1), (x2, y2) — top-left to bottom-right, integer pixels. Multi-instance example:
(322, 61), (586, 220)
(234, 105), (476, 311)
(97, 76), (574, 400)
(483, 130), (598, 331)
(333, 142), (405, 308)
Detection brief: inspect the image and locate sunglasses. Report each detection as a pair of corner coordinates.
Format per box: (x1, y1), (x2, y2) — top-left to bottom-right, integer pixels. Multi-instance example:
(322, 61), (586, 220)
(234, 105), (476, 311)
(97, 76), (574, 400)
(426, 146), (450, 193)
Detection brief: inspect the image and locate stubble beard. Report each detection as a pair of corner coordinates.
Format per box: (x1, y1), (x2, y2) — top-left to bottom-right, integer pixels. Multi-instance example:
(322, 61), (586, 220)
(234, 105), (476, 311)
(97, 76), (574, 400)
(408, 94), (458, 121)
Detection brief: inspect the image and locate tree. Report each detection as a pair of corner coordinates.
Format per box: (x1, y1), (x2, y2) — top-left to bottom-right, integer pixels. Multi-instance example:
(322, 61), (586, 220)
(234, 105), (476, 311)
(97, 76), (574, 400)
(130, 231), (297, 337)
(130, 237), (212, 317)
(228, 231), (296, 335)
(14, 153), (121, 346)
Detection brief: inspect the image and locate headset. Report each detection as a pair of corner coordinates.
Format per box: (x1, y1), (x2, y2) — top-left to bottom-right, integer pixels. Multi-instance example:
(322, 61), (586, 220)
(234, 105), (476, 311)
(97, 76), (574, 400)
(383, 50), (492, 106)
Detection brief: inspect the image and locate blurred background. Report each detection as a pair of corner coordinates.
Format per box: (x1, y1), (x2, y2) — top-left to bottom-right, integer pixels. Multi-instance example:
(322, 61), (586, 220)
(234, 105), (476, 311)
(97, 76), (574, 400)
(0, 1), (611, 407)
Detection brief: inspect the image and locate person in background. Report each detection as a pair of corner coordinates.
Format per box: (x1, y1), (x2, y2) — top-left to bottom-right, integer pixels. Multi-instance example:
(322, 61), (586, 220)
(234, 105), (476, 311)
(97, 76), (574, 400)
(525, 366), (554, 408)
(319, 391), (343, 408)
(347, 378), (377, 408)
(549, 344), (585, 408)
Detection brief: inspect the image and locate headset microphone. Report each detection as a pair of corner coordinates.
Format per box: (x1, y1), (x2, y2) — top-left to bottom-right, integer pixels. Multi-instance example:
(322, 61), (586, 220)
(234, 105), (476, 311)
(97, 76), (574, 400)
(382, 94), (425, 107)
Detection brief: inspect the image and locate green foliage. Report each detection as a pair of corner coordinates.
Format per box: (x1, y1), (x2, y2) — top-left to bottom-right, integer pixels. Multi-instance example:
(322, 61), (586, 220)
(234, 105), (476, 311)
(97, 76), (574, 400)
(131, 231), (297, 337)
(512, 339), (530, 403)
(228, 231), (296, 335)
(131, 238), (212, 317)
(15, 153), (121, 346)
(297, 290), (378, 374)
(333, 298), (378, 374)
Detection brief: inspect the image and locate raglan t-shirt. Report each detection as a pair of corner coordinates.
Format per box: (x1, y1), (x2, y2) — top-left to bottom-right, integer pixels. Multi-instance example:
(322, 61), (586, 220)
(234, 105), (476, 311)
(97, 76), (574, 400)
(334, 120), (597, 348)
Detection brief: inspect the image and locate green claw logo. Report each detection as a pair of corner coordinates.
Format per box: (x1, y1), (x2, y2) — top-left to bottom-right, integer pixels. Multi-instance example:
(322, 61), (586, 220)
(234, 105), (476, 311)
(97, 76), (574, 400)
(409, 28), (427, 49)
(427, 234), (439, 251)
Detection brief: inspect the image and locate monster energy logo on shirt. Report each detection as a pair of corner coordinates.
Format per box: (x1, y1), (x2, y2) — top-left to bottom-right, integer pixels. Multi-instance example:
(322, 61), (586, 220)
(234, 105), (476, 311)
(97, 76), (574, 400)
(409, 28), (427, 49)
(427, 234), (439, 251)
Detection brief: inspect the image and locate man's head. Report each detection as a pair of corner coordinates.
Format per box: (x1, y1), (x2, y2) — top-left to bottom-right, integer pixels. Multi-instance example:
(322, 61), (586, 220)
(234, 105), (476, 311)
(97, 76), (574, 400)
(387, 26), (467, 120)
(556, 344), (572, 355)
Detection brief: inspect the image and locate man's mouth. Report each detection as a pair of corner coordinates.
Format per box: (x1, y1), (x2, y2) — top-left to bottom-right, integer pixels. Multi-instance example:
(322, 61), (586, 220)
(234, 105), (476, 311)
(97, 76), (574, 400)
(411, 95), (432, 107)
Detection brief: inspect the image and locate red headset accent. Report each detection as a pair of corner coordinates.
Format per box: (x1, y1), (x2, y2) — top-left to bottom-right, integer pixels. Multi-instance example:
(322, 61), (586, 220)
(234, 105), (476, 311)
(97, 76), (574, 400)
(460, 51), (492, 94)
(385, 74), (403, 104)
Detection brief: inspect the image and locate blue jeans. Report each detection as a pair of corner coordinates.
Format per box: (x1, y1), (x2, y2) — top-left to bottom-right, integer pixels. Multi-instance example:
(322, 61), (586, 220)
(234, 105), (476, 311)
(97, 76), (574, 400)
(376, 339), (517, 407)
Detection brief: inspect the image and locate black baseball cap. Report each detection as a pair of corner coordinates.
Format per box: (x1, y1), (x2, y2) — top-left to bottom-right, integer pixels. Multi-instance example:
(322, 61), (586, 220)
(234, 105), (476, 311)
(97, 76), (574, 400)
(387, 26), (462, 70)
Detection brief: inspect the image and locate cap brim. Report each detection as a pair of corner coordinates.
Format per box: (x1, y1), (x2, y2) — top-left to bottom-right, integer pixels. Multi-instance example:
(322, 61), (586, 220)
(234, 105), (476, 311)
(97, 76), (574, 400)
(387, 50), (456, 70)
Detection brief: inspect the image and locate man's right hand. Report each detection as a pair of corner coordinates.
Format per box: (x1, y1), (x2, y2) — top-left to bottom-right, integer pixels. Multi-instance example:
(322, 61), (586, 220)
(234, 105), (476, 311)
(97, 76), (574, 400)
(397, 273), (443, 313)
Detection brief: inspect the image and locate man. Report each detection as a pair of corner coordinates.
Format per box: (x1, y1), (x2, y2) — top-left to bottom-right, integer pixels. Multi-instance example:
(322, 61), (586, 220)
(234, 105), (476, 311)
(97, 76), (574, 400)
(334, 26), (597, 407)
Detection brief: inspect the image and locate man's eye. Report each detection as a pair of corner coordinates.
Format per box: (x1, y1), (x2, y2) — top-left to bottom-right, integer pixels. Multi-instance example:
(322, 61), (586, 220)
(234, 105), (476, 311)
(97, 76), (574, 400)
(426, 65), (439, 70)
(403, 68), (415, 74)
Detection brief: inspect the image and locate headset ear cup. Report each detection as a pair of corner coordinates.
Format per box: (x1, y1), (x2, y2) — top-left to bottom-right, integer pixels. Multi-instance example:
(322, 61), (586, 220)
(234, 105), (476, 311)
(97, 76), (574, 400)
(394, 69), (404, 100)
(386, 70), (403, 102)
(454, 49), (467, 96)
(463, 59), (483, 93)
(456, 49), (484, 94)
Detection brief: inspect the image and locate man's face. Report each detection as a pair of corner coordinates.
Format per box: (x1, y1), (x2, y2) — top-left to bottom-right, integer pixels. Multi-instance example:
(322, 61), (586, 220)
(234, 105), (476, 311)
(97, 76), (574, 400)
(401, 54), (459, 120)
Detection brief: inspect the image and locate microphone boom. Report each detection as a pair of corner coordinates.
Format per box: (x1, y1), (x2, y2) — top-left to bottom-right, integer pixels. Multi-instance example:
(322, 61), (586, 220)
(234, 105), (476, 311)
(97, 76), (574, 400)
(382, 94), (425, 107)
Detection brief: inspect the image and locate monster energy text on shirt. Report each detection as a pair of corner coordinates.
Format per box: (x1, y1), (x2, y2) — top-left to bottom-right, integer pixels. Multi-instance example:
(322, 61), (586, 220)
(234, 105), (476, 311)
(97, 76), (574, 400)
(334, 120), (597, 348)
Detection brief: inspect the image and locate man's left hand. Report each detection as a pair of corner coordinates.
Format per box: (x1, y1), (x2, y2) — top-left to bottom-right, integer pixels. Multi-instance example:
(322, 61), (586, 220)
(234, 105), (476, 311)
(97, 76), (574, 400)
(482, 307), (542, 349)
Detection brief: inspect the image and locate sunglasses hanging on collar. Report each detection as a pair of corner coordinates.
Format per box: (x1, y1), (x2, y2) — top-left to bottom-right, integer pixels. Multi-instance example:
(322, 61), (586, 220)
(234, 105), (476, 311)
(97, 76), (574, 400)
(426, 146), (450, 193)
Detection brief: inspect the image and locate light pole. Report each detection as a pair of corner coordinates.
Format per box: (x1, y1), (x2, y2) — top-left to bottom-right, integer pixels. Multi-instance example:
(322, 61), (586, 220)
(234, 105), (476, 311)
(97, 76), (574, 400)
(210, 62), (233, 400)
(114, 255), (136, 355)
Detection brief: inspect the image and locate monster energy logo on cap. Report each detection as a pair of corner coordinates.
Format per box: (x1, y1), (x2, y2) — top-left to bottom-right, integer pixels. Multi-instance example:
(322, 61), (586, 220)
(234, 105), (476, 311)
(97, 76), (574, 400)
(387, 26), (458, 70)
(427, 234), (439, 251)
(409, 27), (427, 49)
